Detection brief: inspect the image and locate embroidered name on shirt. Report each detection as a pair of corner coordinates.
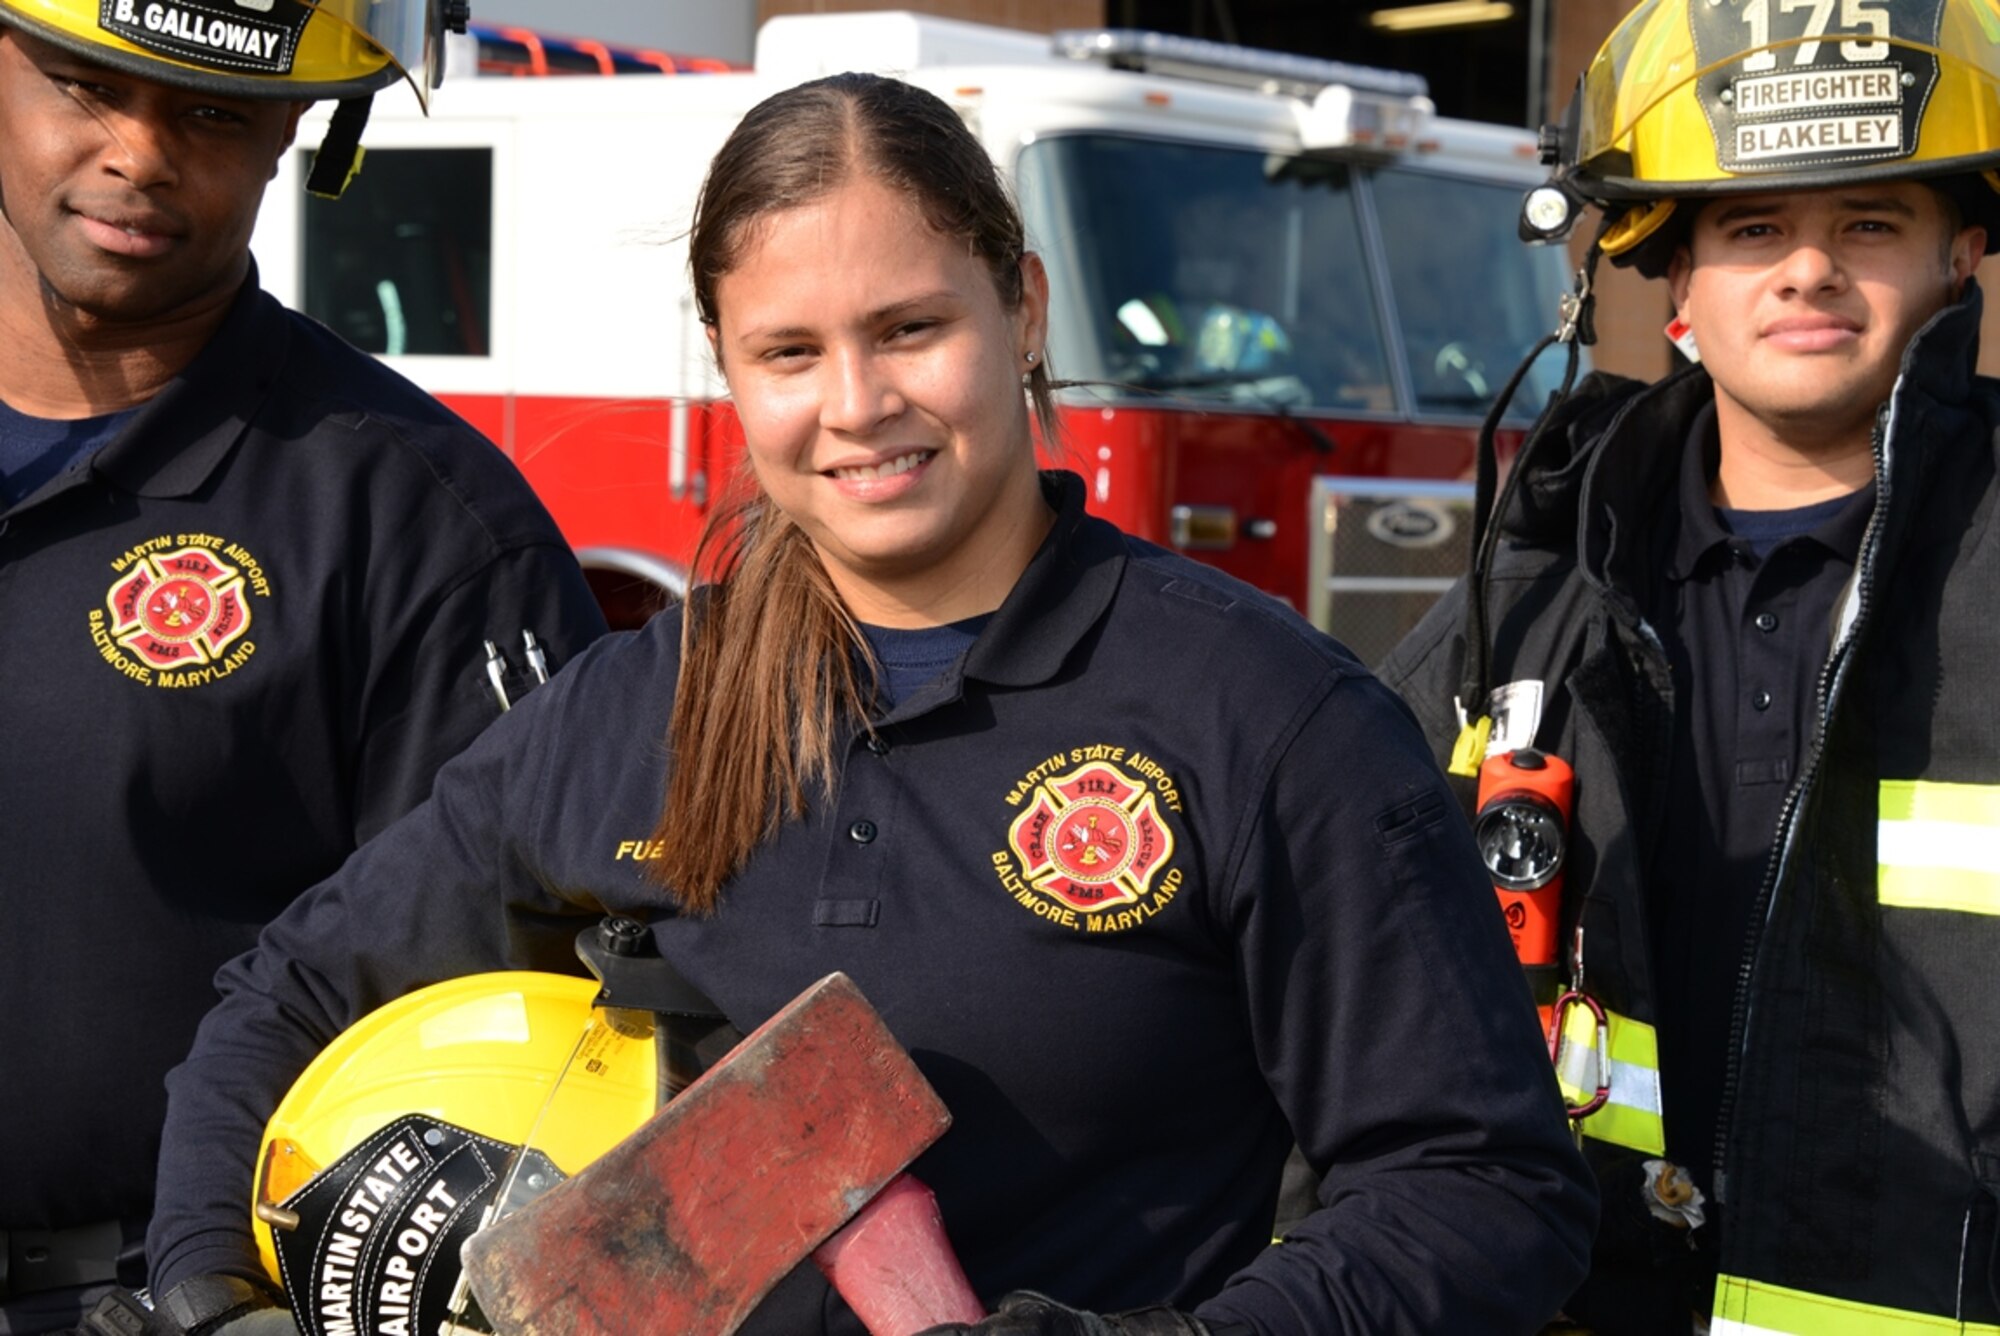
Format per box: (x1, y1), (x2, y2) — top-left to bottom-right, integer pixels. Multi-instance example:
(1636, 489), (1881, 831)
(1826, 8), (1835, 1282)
(89, 533), (270, 688)
(995, 751), (1182, 934)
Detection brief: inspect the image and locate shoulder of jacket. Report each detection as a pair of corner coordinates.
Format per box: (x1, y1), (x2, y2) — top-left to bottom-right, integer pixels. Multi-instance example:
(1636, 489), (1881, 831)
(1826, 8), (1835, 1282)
(550, 604), (684, 702)
(266, 305), (467, 433)
(1548, 368), (1649, 432)
(1115, 532), (1364, 681)
(259, 309), (567, 547)
(1498, 366), (1712, 559)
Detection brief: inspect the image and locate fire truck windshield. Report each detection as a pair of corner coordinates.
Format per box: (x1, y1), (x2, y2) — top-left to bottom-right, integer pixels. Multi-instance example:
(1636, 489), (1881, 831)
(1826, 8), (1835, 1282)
(1018, 133), (1576, 421)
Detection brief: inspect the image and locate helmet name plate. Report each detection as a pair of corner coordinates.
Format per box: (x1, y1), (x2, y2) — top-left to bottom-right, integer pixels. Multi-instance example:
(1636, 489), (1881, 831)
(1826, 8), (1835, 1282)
(98, 0), (307, 76)
(271, 1113), (548, 1336)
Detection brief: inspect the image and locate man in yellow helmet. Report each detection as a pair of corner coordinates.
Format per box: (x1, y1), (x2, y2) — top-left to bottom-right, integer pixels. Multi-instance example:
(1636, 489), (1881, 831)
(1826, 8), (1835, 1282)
(0, 3), (605, 1331)
(1383, 0), (2000, 1331)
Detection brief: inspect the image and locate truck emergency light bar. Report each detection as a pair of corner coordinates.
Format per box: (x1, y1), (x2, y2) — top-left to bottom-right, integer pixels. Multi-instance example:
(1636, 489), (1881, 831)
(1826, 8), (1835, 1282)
(458, 23), (737, 77)
(1052, 28), (1430, 102)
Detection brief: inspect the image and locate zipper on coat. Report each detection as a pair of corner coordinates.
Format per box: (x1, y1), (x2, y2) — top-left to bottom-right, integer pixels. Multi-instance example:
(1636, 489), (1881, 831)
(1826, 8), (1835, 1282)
(1709, 402), (1893, 1206)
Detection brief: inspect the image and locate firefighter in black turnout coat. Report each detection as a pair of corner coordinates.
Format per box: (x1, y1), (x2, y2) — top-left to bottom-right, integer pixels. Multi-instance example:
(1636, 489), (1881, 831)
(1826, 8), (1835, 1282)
(1382, 0), (2000, 1331)
(0, 4), (604, 1331)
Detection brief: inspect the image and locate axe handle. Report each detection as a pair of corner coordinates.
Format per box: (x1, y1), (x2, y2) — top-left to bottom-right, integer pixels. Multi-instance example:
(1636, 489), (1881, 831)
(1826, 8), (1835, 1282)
(812, 1173), (985, 1334)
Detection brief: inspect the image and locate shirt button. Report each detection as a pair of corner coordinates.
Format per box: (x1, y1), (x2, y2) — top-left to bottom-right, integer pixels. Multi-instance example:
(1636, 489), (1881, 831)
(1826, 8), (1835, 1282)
(848, 820), (878, 844)
(865, 736), (890, 756)
(1755, 612), (1779, 633)
(1751, 689), (1772, 711)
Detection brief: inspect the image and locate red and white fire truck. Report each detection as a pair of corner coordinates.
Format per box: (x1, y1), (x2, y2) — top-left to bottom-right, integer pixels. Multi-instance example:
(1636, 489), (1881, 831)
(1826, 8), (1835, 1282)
(249, 13), (1577, 655)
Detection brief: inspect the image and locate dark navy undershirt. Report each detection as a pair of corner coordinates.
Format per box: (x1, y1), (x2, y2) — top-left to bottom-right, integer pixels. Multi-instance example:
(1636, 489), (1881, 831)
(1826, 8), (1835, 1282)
(1648, 403), (1872, 1227)
(859, 613), (992, 710)
(0, 399), (137, 509)
(1715, 491), (1858, 559)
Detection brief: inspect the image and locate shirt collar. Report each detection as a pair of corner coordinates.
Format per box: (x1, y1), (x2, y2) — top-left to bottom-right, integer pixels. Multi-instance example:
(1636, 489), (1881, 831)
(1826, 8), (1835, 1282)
(1666, 399), (1874, 580)
(90, 267), (290, 500)
(1804, 474), (1875, 565)
(960, 469), (1124, 689)
(1667, 402), (1730, 580)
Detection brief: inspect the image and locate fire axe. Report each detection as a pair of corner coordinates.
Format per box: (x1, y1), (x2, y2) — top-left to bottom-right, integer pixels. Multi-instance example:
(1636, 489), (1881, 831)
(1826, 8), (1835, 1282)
(460, 969), (986, 1335)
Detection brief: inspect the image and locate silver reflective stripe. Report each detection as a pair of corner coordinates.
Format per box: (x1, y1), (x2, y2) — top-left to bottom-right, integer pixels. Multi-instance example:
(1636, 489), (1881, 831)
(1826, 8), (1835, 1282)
(1607, 1055), (1662, 1116)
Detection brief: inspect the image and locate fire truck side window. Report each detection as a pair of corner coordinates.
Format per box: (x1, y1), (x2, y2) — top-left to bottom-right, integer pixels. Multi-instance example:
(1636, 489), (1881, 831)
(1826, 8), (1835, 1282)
(1369, 169), (1572, 421)
(1016, 134), (1395, 414)
(300, 148), (493, 358)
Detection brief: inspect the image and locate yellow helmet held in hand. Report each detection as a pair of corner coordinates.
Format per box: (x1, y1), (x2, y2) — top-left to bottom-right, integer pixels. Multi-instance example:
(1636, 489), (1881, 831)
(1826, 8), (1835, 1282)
(1521, 0), (2000, 272)
(251, 972), (662, 1335)
(0, 0), (472, 195)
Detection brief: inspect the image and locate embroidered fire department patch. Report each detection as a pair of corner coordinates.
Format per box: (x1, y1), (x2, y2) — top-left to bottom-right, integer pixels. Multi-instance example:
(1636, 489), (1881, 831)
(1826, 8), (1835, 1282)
(89, 534), (271, 688)
(995, 749), (1182, 933)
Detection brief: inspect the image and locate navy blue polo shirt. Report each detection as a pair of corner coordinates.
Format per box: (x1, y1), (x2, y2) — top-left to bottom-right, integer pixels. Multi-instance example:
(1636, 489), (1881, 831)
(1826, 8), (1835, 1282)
(3, 275), (605, 1273)
(1648, 404), (1873, 1198)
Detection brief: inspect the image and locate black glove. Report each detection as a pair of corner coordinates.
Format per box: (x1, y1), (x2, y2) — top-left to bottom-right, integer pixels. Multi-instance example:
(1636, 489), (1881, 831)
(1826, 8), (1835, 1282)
(206, 1312), (299, 1336)
(76, 1289), (169, 1336)
(152, 1276), (293, 1336)
(76, 1280), (297, 1336)
(915, 1290), (1239, 1336)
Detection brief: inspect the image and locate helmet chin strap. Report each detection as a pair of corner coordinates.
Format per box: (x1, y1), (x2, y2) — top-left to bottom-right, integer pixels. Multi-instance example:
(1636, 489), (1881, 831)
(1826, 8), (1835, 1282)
(302, 95), (373, 199)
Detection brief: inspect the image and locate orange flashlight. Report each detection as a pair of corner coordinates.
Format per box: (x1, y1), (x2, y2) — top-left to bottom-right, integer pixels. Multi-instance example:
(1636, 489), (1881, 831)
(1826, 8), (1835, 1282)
(1473, 748), (1573, 1031)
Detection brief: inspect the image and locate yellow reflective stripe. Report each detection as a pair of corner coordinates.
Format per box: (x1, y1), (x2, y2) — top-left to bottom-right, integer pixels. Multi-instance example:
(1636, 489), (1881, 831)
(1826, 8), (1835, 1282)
(1711, 1276), (2000, 1335)
(1878, 780), (2000, 915)
(1553, 1005), (1664, 1155)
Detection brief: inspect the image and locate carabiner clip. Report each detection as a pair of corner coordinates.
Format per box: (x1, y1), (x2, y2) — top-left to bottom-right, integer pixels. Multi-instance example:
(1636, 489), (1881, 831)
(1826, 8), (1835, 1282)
(1555, 265), (1594, 346)
(1548, 988), (1610, 1120)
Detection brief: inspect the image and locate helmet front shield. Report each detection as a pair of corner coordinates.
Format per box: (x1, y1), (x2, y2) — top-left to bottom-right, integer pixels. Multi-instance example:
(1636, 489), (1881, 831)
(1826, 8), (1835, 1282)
(303, 0), (444, 107)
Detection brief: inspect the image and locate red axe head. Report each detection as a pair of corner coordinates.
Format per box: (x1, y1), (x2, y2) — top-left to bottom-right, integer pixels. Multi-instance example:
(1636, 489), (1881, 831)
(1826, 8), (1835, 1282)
(460, 972), (960, 1335)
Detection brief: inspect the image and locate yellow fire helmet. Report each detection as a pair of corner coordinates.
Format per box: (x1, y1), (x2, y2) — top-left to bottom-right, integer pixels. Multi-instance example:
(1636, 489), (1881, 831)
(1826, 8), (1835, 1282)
(1520, 0), (2000, 272)
(251, 971), (661, 1336)
(0, 0), (472, 196)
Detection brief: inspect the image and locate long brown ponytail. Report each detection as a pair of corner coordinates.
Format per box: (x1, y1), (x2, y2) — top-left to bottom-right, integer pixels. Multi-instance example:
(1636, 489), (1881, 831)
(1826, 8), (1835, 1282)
(647, 72), (1058, 911)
